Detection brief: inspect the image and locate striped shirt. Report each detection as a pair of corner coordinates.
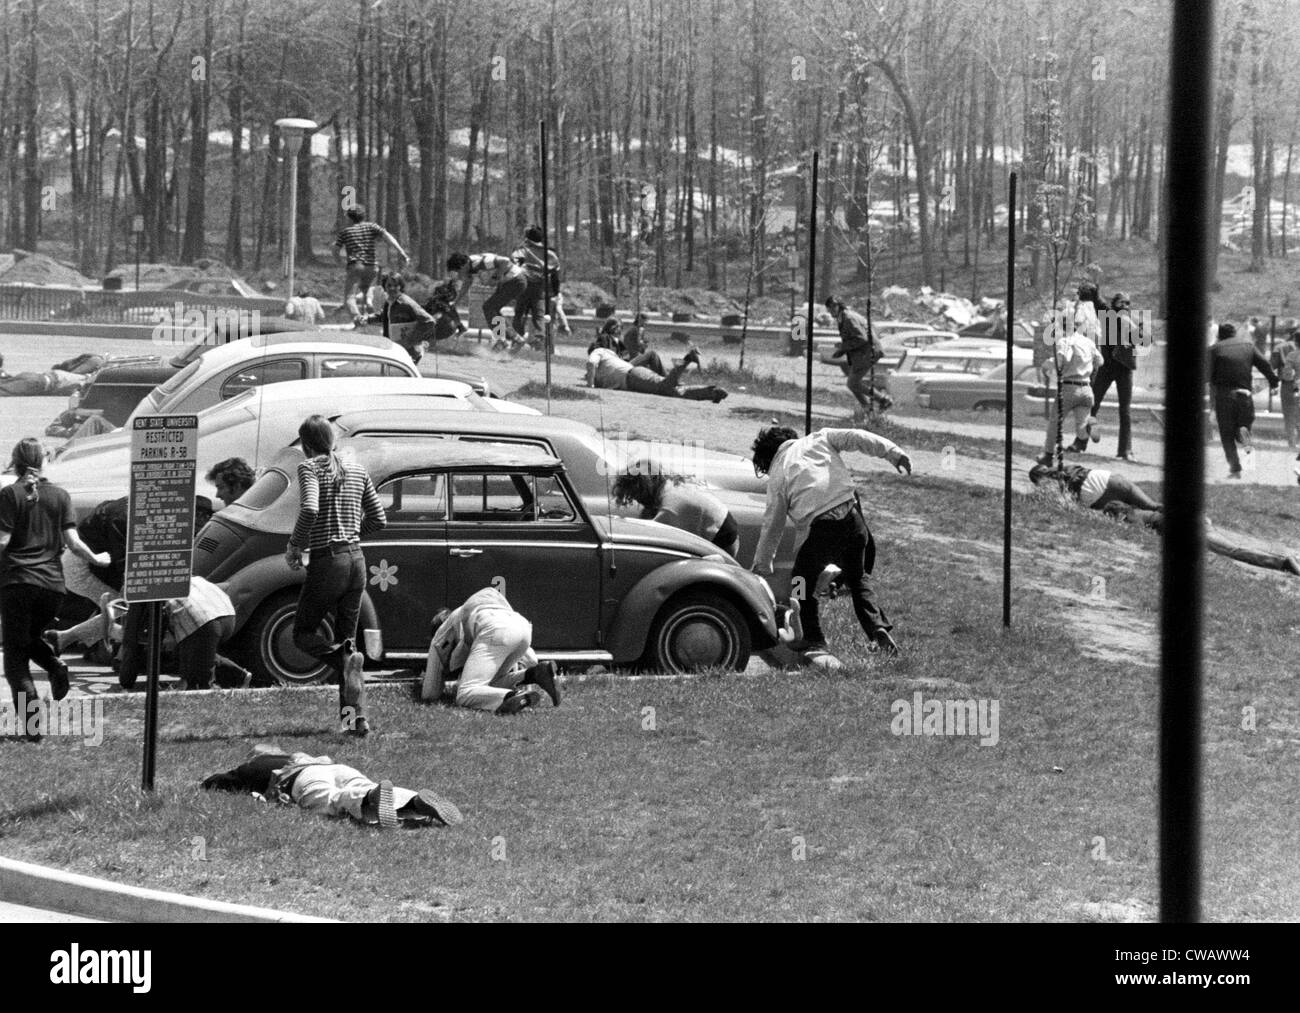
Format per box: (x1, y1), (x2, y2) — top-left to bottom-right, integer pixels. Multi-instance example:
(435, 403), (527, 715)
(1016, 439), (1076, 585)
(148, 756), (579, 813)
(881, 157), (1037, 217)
(467, 253), (523, 284)
(291, 457), (387, 551)
(166, 576), (235, 642)
(334, 222), (384, 264)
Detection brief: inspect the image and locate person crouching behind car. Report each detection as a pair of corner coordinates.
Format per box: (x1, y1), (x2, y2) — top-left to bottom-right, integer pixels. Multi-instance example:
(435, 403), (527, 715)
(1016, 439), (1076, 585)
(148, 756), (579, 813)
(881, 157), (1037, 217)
(421, 587), (560, 714)
(750, 425), (912, 659)
(286, 415), (387, 737)
(611, 469), (740, 558)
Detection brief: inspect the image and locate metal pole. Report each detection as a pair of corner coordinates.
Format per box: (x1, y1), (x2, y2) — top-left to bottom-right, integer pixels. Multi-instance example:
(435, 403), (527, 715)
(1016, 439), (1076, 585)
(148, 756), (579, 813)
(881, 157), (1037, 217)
(805, 150), (820, 435)
(1268, 314), (1276, 412)
(540, 119), (552, 413)
(141, 602), (163, 791)
(285, 137), (300, 302)
(1161, 0), (1215, 924)
(1003, 172), (1017, 629)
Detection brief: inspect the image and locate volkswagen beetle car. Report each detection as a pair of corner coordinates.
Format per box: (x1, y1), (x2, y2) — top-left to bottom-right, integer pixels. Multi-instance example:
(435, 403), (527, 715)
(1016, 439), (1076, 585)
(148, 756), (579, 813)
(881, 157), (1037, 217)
(205, 439), (779, 683)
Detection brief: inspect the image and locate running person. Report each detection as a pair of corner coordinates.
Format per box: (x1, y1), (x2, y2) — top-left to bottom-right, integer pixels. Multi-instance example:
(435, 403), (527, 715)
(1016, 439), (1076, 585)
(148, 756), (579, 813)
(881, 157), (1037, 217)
(333, 206), (409, 326)
(446, 251), (529, 342)
(363, 272), (438, 364)
(286, 416), (387, 737)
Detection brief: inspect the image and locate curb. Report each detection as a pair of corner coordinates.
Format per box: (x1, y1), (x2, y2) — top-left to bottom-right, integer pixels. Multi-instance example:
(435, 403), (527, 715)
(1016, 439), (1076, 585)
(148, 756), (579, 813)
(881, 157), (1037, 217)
(0, 321), (156, 340)
(0, 856), (335, 923)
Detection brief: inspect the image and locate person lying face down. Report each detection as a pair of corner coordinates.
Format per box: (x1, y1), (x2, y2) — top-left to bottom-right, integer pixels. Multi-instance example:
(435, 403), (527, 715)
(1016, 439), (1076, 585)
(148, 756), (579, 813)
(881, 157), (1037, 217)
(1027, 464), (1300, 576)
(201, 745), (462, 829)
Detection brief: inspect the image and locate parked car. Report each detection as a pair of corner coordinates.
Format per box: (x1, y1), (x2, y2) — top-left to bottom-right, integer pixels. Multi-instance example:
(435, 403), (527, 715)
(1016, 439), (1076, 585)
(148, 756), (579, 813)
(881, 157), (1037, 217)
(914, 361), (1044, 411)
(817, 321), (941, 370)
(194, 407), (797, 597)
(206, 439), (780, 683)
(39, 378), (528, 514)
(887, 345), (1033, 406)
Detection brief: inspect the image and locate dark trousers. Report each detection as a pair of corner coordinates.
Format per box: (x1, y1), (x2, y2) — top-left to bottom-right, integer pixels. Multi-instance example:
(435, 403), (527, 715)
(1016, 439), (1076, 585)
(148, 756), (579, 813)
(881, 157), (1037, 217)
(1091, 362), (1133, 455)
(292, 546), (365, 714)
(791, 507), (891, 648)
(515, 278), (547, 337)
(177, 615), (237, 690)
(483, 275), (529, 335)
(1, 584), (63, 708)
(1213, 388), (1255, 473)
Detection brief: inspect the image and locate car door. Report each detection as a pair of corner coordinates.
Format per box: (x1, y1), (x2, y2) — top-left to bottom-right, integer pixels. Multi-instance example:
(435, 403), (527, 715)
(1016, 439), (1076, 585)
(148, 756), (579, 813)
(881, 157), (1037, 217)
(362, 471), (449, 656)
(444, 469), (602, 650)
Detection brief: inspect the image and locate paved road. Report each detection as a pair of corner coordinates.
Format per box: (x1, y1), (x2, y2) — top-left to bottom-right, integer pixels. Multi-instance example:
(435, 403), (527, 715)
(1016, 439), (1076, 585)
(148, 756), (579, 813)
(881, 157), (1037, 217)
(0, 900), (102, 923)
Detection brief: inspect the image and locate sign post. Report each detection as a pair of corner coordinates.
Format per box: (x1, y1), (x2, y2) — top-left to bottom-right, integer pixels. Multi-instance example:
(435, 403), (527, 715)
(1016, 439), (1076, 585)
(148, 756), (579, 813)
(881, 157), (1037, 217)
(125, 415), (199, 792)
(132, 214), (144, 291)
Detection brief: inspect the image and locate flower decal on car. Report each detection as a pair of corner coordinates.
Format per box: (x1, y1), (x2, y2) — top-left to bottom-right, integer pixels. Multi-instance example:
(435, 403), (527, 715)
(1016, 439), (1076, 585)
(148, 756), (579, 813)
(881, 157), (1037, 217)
(369, 560), (399, 591)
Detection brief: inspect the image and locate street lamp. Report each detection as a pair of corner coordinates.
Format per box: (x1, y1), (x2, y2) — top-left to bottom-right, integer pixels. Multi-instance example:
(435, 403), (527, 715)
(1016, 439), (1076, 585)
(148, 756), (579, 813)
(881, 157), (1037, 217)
(275, 117), (318, 300)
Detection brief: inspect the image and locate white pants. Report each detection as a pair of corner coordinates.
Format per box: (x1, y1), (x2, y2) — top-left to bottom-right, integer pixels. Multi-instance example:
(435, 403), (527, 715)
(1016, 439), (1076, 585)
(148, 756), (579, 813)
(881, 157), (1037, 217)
(454, 612), (537, 711)
(290, 763), (416, 822)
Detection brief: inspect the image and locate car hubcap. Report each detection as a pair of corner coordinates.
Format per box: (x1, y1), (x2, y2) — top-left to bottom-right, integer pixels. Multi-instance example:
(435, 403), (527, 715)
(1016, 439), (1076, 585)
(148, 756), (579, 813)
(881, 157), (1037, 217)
(664, 611), (732, 671)
(269, 610), (331, 683)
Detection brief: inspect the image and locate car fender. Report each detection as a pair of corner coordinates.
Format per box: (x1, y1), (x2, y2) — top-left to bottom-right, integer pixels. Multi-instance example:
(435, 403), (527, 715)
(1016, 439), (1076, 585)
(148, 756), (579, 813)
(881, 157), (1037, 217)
(223, 556), (379, 652)
(605, 558), (779, 661)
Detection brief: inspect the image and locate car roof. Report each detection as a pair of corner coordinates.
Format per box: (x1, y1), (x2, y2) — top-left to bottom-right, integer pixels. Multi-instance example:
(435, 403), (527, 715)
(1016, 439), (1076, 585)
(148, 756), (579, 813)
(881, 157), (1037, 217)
(263, 438), (564, 477)
(167, 330), (404, 367)
(333, 408), (598, 439)
(222, 376), (474, 407)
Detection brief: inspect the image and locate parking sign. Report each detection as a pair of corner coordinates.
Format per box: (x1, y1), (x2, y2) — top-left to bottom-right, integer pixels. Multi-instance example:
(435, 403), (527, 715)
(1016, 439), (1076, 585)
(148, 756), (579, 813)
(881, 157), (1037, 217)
(125, 415), (198, 602)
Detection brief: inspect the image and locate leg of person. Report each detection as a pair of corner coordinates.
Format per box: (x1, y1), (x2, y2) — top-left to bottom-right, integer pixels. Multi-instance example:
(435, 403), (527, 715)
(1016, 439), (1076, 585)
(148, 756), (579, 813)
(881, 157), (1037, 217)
(61, 551), (116, 605)
(24, 587), (69, 700)
(834, 511), (897, 653)
(1041, 395), (1062, 460)
(625, 365), (668, 395)
(1213, 390), (1241, 473)
(453, 617), (533, 712)
(631, 350), (669, 375)
(1093, 473), (1162, 512)
(1090, 361), (1116, 419)
(1236, 391), (1256, 444)
(1283, 387), (1300, 449)
(790, 519), (841, 649)
(175, 617), (225, 690)
(846, 363), (873, 420)
(1, 587), (43, 740)
(48, 612), (103, 655)
(291, 555), (350, 663)
(1068, 385), (1096, 446)
(336, 549), (368, 734)
(291, 763), (390, 824)
(343, 263), (365, 320)
(1114, 367), (1133, 457)
(1205, 530), (1300, 574)
(677, 384), (727, 401)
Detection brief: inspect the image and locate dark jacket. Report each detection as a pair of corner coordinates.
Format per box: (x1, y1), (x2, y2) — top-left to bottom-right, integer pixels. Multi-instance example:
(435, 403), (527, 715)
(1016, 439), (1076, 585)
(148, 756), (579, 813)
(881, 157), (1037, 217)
(1209, 335), (1278, 391)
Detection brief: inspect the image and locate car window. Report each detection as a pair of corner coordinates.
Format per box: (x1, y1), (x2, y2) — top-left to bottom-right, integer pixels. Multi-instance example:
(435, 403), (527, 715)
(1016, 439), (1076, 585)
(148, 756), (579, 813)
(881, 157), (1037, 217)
(378, 473), (447, 523)
(219, 358), (307, 399)
(911, 357), (971, 373)
(534, 474), (576, 521)
(320, 357), (393, 379)
(448, 471), (575, 523)
(382, 362), (410, 377)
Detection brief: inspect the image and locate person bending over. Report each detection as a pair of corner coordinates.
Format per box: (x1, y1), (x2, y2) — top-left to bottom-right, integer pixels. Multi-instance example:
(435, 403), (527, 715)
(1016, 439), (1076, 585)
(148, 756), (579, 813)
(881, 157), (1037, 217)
(422, 586), (560, 714)
(612, 470), (740, 557)
(751, 426), (912, 659)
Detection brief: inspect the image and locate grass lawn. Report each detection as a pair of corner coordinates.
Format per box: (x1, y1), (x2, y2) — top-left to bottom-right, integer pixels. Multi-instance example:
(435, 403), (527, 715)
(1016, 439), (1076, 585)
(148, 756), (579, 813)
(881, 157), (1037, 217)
(2, 471), (1296, 922)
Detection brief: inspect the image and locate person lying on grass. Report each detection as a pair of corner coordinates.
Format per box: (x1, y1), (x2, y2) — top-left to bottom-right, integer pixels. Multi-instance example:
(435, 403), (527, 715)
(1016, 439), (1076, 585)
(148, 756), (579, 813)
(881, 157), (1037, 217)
(201, 745), (462, 829)
(422, 586), (560, 714)
(1027, 463), (1300, 576)
(585, 344), (727, 402)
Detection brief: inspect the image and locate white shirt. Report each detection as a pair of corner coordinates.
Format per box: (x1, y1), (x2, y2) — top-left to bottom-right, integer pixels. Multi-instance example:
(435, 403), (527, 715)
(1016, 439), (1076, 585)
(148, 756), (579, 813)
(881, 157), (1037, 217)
(586, 347), (632, 389)
(1078, 469), (1111, 508)
(751, 428), (902, 574)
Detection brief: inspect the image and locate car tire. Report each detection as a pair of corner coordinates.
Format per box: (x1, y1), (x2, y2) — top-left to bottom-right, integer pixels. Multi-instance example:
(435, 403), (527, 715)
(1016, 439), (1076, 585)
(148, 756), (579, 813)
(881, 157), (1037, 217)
(242, 589), (334, 687)
(639, 589), (752, 674)
(973, 400), (1005, 412)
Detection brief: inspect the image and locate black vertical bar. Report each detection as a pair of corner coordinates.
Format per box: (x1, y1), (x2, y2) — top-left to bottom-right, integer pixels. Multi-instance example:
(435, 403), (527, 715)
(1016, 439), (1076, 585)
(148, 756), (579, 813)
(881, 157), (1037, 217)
(1268, 314), (1276, 412)
(540, 119), (552, 413)
(141, 601), (162, 792)
(1003, 172), (1017, 629)
(1161, 0), (1215, 924)
(805, 150), (819, 435)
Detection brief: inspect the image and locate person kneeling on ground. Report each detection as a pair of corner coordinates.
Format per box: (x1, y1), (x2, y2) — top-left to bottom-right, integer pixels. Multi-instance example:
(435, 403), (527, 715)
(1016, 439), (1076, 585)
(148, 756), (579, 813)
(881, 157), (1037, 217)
(612, 469), (740, 557)
(586, 344), (727, 402)
(201, 745), (462, 829)
(1027, 463), (1300, 576)
(750, 425), (913, 659)
(422, 586), (560, 714)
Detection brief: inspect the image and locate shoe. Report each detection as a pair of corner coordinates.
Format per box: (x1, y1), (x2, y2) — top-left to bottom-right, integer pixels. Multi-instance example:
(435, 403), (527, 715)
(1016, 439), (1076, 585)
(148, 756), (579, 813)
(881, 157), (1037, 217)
(1068, 439), (1089, 453)
(526, 661), (561, 707)
(41, 629), (61, 659)
(374, 780), (398, 828)
(1236, 426), (1252, 448)
(872, 630), (901, 657)
(401, 789), (464, 827)
(682, 347), (701, 368)
(1285, 557), (1300, 577)
(1227, 469), (1242, 480)
(814, 564), (843, 597)
(1116, 451), (1137, 462)
(1036, 453), (1054, 467)
(496, 686), (542, 715)
(49, 661), (70, 701)
(345, 716), (372, 738)
(1086, 417), (1102, 443)
(711, 388), (728, 403)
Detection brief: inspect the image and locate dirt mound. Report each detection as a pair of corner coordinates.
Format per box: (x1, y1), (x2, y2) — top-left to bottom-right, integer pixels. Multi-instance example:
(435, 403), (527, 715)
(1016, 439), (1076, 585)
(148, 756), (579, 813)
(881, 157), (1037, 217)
(638, 286), (741, 317)
(561, 281), (615, 310)
(105, 259), (240, 288)
(0, 250), (95, 288)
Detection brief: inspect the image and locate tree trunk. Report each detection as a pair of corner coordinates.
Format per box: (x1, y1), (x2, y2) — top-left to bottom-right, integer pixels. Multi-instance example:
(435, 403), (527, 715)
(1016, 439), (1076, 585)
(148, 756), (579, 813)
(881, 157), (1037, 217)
(181, 1), (213, 263)
(1210, 3), (1249, 287)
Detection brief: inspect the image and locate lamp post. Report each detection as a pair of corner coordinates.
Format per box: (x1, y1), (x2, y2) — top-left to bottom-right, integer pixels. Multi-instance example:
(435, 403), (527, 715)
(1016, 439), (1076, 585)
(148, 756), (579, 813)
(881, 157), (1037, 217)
(275, 118), (318, 300)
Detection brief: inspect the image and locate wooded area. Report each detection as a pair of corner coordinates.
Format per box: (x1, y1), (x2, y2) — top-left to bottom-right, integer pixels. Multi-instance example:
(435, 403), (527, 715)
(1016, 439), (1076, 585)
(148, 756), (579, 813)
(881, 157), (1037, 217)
(0, 0), (1296, 298)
